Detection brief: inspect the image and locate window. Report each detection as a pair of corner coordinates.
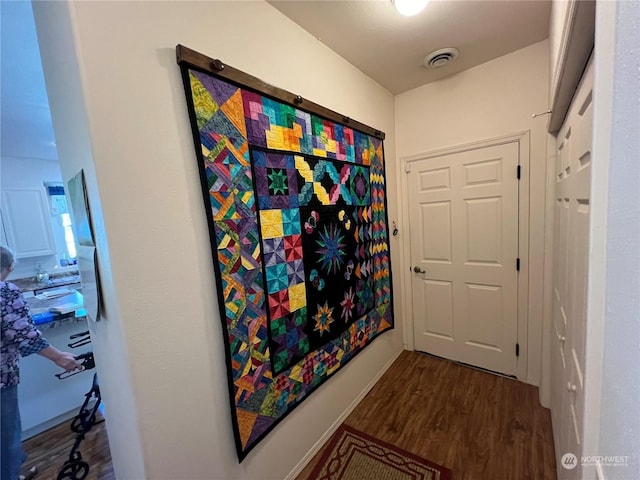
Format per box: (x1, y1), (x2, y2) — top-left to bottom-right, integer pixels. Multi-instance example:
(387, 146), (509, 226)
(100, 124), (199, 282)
(61, 213), (77, 259)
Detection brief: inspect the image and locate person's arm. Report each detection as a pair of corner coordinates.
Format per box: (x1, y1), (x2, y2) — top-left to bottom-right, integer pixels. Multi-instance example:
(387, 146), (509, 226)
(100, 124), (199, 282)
(2, 283), (49, 354)
(37, 346), (80, 371)
(3, 283), (80, 371)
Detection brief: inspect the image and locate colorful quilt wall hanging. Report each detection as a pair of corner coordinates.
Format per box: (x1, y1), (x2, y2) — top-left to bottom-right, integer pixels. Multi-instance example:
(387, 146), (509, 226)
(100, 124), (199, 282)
(177, 45), (394, 461)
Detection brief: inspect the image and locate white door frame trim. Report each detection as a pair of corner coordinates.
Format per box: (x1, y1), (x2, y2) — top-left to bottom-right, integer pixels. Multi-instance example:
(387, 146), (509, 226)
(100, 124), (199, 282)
(399, 131), (531, 381)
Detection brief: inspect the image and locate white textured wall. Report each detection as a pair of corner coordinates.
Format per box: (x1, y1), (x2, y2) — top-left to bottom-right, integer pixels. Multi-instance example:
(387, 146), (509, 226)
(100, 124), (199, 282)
(587, 1), (640, 478)
(32, 1), (146, 477)
(0, 157), (61, 188)
(33, 1), (402, 479)
(395, 40), (549, 387)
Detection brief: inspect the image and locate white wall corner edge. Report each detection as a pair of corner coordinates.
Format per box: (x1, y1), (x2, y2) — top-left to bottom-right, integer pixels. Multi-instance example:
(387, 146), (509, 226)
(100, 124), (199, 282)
(283, 348), (404, 480)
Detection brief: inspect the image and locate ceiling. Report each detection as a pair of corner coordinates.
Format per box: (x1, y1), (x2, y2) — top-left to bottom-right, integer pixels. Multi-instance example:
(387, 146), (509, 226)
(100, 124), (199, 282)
(1, 0), (57, 162)
(269, 0), (551, 94)
(0, 1), (550, 165)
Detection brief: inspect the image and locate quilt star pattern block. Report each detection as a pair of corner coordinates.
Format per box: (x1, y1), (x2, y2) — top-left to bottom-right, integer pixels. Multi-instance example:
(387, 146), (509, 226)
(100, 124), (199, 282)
(180, 66), (393, 461)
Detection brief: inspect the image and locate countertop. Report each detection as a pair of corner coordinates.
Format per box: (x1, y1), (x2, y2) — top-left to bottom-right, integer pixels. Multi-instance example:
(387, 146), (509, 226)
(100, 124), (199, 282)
(25, 291), (86, 329)
(34, 314), (87, 331)
(26, 291), (84, 315)
(12, 272), (81, 292)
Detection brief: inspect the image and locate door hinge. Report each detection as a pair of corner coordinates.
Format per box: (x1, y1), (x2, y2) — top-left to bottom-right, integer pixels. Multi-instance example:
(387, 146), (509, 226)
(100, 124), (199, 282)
(516, 343), (520, 357)
(517, 165), (521, 180)
(405, 162), (411, 173)
(516, 258), (520, 271)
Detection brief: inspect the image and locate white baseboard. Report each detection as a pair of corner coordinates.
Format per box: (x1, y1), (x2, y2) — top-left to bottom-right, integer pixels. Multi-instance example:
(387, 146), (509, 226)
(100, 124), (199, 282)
(22, 407), (79, 440)
(284, 348), (404, 480)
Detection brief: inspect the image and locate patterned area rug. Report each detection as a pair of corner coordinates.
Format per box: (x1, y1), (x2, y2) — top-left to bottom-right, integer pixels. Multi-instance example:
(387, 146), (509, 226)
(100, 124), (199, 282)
(310, 424), (452, 480)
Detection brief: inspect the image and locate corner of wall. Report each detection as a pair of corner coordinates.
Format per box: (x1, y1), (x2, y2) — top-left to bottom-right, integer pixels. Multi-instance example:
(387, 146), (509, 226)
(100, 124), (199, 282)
(31, 2), (146, 478)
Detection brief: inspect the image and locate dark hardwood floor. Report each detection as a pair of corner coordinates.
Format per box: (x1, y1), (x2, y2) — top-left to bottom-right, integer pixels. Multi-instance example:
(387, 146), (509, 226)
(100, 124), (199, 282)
(297, 350), (557, 480)
(21, 350), (556, 479)
(21, 414), (114, 480)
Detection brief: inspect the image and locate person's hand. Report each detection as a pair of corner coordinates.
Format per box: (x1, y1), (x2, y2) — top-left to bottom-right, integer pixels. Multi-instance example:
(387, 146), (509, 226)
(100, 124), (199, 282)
(53, 351), (82, 372)
(38, 345), (83, 371)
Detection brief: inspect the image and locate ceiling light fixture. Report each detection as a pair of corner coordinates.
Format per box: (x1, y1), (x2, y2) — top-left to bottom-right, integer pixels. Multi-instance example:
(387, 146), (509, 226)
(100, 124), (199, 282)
(392, 0), (429, 16)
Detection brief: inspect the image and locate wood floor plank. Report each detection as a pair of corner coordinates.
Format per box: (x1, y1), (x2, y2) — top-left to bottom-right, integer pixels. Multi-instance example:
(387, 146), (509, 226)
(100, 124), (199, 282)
(21, 414), (114, 480)
(297, 350), (557, 480)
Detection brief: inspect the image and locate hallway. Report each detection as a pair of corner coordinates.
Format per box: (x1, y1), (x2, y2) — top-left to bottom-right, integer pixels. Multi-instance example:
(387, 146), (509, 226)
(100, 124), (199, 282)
(22, 350), (555, 479)
(298, 350), (556, 479)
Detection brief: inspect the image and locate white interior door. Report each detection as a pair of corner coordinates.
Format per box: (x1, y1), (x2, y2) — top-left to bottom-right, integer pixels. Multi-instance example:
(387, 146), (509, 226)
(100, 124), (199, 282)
(551, 58), (593, 478)
(408, 142), (519, 376)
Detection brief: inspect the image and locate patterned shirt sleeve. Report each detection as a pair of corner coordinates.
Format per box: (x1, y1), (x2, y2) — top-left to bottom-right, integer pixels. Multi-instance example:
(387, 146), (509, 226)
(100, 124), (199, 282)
(1, 282), (49, 357)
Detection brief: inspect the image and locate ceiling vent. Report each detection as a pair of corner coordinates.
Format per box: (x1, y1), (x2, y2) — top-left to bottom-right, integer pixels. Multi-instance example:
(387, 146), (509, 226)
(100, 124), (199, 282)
(424, 48), (459, 69)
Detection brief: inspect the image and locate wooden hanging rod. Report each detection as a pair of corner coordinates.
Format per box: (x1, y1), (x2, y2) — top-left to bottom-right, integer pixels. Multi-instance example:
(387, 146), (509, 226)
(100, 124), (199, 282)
(176, 44), (385, 141)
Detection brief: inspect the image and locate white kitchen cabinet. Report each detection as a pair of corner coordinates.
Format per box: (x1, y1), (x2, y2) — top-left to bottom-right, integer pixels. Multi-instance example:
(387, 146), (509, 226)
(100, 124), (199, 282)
(1, 188), (56, 258)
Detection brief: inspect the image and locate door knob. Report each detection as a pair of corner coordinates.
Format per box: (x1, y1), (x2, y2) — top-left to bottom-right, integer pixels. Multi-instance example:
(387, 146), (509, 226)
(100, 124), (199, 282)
(413, 266), (426, 274)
